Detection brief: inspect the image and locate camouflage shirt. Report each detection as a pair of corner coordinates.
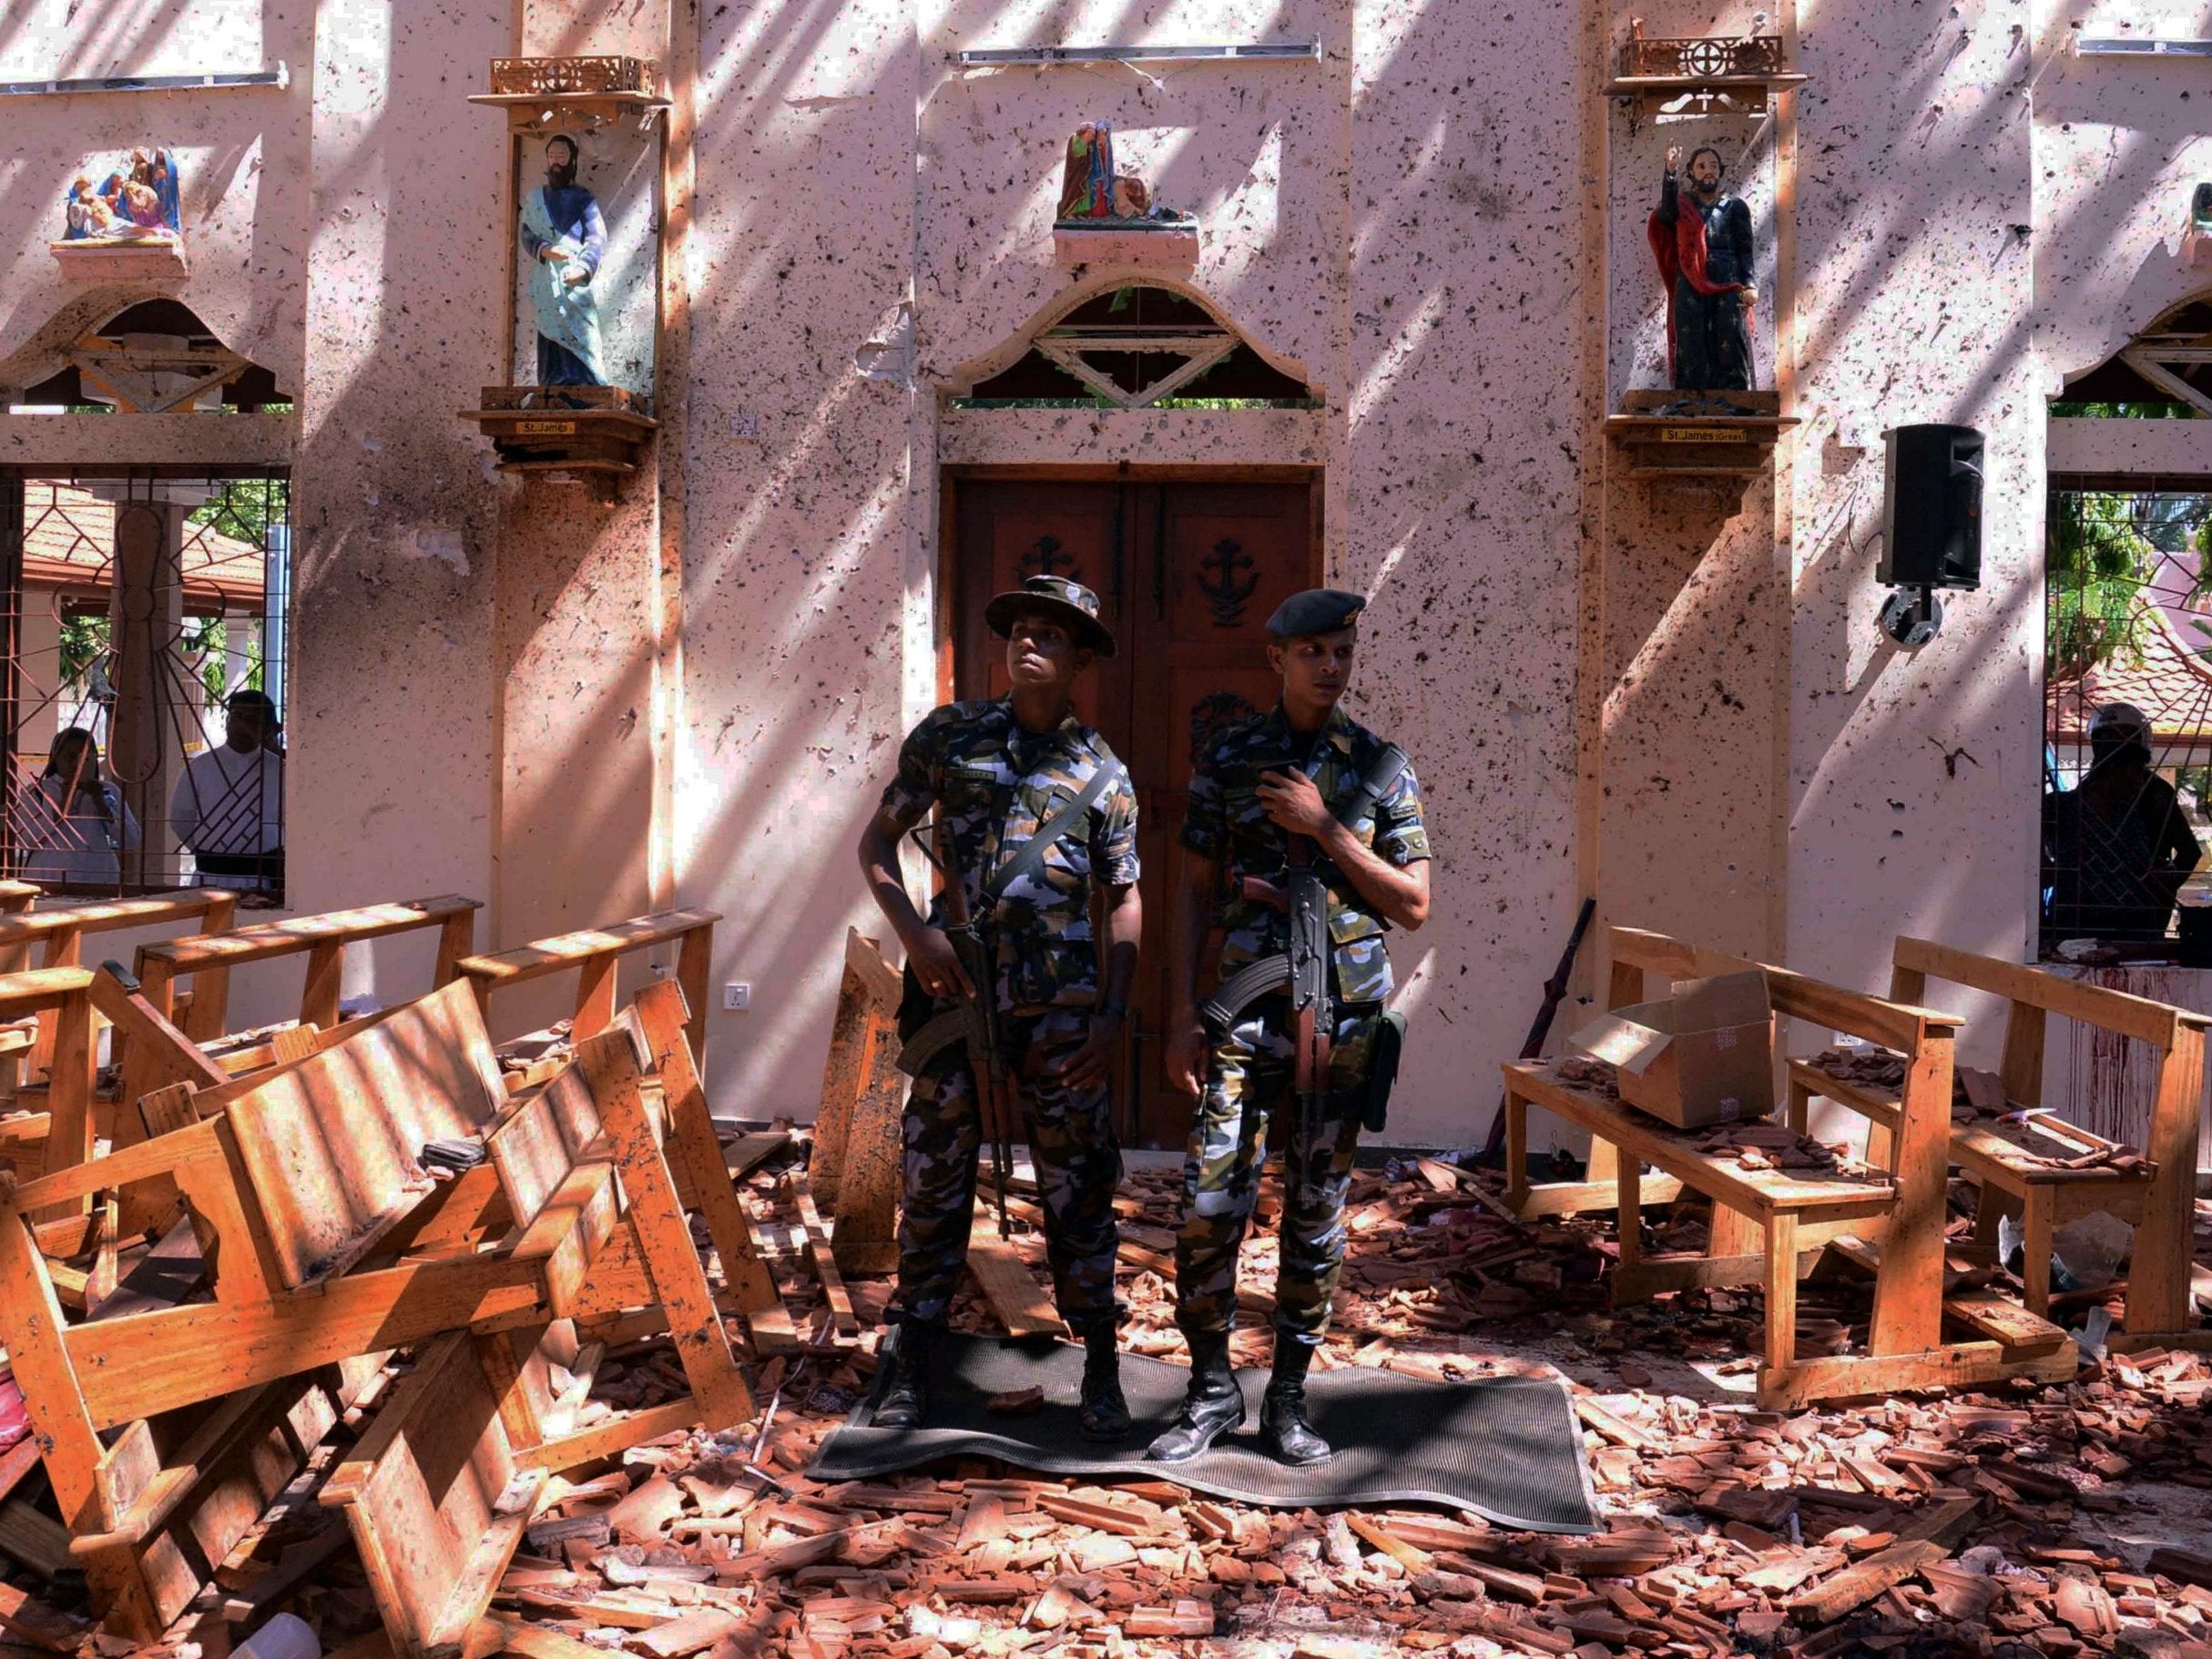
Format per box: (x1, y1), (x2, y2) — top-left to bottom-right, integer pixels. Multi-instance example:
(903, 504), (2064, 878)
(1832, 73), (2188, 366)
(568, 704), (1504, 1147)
(881, 697), (1140, 1012)
(1180, 703), (1429, 1004)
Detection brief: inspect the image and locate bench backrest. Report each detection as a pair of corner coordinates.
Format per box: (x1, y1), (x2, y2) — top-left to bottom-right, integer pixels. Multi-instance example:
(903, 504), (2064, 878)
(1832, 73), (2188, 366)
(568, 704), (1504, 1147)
(1891, 936), (2209, 1109)
(221, 979), (505, 1291)
(455, 907), (718, 1066)
(0, 891), (235, 1070)
(138, 894), (481, 1029)
(1610, 926), (1962, 1056)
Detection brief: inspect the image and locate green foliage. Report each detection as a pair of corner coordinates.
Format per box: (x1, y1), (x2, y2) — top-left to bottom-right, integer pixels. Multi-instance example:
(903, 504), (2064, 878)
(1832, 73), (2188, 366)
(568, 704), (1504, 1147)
(2048, 493), (2159, 677)
(58, 615), (108, 687)
(188, 477), (285, 549)
(2048, 400), (2197, 419)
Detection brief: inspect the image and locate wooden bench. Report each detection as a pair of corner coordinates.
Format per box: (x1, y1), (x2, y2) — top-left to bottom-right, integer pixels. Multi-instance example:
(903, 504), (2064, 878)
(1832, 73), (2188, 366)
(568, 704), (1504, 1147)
(116, 894), (480, 1134)
(810, 928), (904, 1276)
(1792, 936), (2209, 1343)
(0, 978), (767, 1640)
(0, 971), (97, 1231)
(0, 892), (236, 1163)
(454, 906), (719, 1082)
(1504, 926), (2075, 1408)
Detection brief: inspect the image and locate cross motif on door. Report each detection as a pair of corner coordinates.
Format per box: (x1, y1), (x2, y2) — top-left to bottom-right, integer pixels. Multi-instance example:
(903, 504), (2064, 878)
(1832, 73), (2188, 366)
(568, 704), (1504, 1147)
(1021, 534), (1077, 580)
(1198, 538), (1259, 627)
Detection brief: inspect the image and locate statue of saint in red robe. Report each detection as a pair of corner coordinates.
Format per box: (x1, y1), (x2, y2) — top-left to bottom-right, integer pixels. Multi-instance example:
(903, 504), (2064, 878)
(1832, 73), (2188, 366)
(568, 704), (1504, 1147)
(1647, 146), (1758, 392)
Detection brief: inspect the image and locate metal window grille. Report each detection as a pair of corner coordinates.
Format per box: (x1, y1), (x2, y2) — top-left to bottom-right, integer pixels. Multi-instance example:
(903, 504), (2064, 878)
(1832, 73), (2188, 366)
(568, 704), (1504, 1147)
(0, 472), (290, 903)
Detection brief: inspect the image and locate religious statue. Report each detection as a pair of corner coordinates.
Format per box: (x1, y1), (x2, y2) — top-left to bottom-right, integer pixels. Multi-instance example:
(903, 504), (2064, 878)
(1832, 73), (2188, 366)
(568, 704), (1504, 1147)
(62, 148), (181, 243)
(1055, 121), (1193, 227)
(1647, 144), (1758, 398)
(518, 134), (607, 388)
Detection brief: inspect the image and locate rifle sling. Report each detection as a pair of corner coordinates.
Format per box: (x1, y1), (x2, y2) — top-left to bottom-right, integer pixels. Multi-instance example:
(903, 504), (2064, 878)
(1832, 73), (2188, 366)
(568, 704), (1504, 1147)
(896, 759), (1124, 1075)
(982, 759), (1124, 907)
(1199, 743), (1410, 1032)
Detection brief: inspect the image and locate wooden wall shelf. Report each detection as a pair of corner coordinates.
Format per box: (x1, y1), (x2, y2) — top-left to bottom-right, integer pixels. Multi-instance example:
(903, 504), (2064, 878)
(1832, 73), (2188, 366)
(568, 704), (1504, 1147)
(48, 240), (189, 280)
(460, 386), (657, 491)
(1606, 390), (1799, 480)
(469, 56), (668, 130)
(1609, 28), (1805, 115)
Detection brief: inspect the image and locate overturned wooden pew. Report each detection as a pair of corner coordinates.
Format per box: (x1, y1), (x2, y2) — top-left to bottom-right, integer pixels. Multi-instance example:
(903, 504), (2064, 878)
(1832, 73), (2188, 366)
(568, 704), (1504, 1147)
(455, 907), (719, 1086)
(0, 979), (766, 1642)
(118, 894), (483, 1115)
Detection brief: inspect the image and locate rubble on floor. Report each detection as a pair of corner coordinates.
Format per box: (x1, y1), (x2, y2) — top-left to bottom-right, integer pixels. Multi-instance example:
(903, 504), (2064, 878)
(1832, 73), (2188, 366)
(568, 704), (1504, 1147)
(5, 1148), (2212, 1659)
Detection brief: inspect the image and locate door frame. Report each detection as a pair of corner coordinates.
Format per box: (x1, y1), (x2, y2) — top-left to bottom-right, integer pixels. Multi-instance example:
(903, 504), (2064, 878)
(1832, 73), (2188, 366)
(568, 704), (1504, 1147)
(937, 465), (1325, 1146)
(936, 464), (1325, 705)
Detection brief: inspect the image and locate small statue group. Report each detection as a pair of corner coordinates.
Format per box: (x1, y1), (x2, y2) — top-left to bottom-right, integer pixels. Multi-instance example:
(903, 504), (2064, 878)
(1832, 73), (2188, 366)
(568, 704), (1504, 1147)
(62, 148), (181, 244)
(1057, 121), (1193, 226)
(1646, 144), (1758, 403)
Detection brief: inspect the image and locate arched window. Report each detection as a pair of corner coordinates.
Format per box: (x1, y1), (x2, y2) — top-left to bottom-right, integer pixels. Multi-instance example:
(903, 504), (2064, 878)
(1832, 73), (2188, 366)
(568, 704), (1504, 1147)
(17, 300), (289, 414)
(957, 286), (1312, 410)
(2053, 298), (2212, 419)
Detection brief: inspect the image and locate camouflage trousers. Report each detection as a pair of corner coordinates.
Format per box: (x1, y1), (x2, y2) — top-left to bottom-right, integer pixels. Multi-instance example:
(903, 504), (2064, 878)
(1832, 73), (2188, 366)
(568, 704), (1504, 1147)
(892, 1006), (1123, 1330)
(1174, 1002), (1379, 1348)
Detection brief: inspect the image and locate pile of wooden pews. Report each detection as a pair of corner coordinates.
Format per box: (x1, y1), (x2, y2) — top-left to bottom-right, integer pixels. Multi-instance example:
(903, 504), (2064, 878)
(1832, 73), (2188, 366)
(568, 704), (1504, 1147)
(0, 893), (841, 1657)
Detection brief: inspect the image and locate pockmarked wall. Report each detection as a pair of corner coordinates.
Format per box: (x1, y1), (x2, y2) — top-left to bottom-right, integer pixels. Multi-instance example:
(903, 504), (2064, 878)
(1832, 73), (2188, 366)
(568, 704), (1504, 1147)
(10, 0), (2212, 1145)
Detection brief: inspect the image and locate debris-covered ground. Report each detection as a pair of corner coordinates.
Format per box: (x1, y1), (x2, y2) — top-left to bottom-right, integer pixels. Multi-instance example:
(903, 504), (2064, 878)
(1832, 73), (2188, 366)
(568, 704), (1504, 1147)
(12, 1148), (2212, 1659)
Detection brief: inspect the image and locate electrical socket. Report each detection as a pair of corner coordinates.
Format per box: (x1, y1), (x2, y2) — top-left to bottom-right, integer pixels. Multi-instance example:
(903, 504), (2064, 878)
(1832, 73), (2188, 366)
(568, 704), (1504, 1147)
(723, 982), (751, 1012)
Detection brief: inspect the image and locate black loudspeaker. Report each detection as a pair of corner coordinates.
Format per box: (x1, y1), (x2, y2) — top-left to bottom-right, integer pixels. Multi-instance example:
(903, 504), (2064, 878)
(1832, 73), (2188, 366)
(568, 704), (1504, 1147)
(1880, 423), (1983, 590)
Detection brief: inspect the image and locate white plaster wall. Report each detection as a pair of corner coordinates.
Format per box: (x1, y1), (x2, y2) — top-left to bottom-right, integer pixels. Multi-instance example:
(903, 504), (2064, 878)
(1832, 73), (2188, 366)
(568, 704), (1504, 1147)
(1784, 0), (2044, 1068)
(1343, 0), (1585, 1139)
(287, 0), (505, 1001)
(678, 0), (920, 1115)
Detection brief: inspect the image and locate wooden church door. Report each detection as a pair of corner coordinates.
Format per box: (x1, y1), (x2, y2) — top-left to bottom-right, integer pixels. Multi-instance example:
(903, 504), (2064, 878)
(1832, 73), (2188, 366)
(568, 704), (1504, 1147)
(951, 474), (1320, 1148)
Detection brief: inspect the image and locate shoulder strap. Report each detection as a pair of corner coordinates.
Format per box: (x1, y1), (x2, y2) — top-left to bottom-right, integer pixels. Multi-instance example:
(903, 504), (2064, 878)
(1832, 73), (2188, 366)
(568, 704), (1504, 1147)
(984, 758), (1126, 905)
(1334, 743), (1409, 832)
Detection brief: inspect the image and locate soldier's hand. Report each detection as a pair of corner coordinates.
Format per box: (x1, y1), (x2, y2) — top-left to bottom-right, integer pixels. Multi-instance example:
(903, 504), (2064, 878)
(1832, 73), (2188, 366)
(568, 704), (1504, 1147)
(1059, 1010), (1123, 1094)
(1666, 145), (1681, 169)
(1167, 1016), (1208, 1098)
(908, 926), (974, 1000)
(1257, 769), (1332, 836)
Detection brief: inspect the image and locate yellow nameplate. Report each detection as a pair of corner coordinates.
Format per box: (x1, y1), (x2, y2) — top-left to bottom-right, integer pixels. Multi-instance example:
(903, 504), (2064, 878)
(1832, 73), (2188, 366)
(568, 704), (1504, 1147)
(1658, 425), (1750, 444)
(515, 418), (576, 435)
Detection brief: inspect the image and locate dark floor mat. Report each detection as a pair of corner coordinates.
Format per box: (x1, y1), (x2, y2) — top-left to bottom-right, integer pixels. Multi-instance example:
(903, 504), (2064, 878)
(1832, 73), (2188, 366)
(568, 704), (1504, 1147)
(808, 1331), (1597, 1534)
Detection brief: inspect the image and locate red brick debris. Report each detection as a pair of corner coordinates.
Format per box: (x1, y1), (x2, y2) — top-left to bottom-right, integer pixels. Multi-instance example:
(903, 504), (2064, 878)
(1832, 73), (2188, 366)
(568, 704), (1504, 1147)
(7, 1148), (2212, 1659)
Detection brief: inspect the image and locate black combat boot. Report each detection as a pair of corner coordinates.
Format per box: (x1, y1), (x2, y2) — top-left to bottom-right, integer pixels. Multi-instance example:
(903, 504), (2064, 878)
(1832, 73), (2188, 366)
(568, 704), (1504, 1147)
(872, 1319), (942, 1430)
(1075, 1317), (1131, 1440)
(1258, 1338), (1330, 1465)
(1146, 1332), (1244, 1462)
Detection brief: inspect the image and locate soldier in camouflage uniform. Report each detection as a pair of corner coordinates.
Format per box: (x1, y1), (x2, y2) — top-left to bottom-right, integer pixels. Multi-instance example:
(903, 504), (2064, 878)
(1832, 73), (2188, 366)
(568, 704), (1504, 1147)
(855, 575), (1142, 1439)
(1151, 588), (1431, 1465)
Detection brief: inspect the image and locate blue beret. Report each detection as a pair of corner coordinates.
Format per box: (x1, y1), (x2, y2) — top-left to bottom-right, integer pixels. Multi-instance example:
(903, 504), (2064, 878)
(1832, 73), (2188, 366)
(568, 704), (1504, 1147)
(1266, 587), (1366, 639)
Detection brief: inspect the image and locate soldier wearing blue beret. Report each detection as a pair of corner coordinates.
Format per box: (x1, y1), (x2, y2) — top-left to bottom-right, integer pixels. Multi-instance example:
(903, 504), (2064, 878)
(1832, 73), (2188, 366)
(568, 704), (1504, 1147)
(1151, 587), (1432, 1465)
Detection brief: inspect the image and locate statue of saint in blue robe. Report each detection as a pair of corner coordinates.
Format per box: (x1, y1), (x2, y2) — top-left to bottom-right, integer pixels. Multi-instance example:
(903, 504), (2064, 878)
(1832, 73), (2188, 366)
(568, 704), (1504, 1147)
(520, 182), (607, 386)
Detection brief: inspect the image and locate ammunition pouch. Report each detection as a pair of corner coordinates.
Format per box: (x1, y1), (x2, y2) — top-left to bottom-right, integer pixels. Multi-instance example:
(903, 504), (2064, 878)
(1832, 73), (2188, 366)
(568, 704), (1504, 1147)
(1361, 1009), (1407, 1135)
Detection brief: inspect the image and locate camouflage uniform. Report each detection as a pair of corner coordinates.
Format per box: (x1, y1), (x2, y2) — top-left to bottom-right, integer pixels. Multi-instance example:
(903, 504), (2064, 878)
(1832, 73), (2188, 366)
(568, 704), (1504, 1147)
(881, 696), (1139, 1329)
(1176, 703), (1429, 1346)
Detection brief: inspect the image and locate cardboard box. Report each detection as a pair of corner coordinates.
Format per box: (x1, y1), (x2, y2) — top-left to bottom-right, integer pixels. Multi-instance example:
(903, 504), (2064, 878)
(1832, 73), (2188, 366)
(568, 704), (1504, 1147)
(1569, 970), (1776, 1129)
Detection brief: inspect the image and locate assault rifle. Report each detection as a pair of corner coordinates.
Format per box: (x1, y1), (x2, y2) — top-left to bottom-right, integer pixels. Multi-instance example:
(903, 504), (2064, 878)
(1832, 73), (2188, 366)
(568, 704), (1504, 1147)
(893, 819), (1017, 1237)
(1480, 895), (1597, 1164)
(1199, 748), (1409, 1152)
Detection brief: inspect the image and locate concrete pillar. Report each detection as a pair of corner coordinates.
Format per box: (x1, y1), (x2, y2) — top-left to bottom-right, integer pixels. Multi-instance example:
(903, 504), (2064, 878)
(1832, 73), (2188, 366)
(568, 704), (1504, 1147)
(16, 600), (60, 763)
(224, 608), (252, 701)
(107, 500), (187, 887)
